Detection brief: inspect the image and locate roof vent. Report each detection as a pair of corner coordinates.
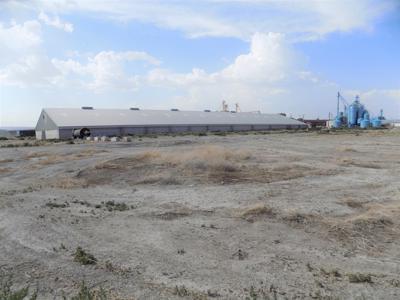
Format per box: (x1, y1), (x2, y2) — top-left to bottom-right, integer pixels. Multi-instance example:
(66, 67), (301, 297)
(130, 107), (140, 110)
(171, 108), (179, 111)
(204, 109), (211, 112)
(82, 106), (94, 110)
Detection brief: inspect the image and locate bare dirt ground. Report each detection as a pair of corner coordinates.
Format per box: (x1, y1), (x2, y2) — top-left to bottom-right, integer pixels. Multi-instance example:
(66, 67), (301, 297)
(1, 130), (400, 299)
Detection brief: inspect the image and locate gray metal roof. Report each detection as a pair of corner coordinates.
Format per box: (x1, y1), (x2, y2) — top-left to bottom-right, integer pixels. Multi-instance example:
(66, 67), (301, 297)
(41, 108), (305, 128)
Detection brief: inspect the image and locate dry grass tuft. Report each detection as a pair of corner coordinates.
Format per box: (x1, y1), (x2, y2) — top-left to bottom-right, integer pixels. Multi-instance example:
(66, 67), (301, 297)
(51, 176), (88, 189)
(0, 158), (14, 164)
(282, 211), (318, 225)
(0, 168), (11, 174)
(137, 175), (181, 185)
(238, 204), (274, 222)
(144, 203), (213, 221)
(337, 146), (359, 153)
(250, 202), (400, 254)
(130, 145), (251, 167)
(133, 150), (162, 162)
(24, 151), (51, 159)
(347, 273), (373, 283)
(37, 154), (65, 166)
(154, 210), (192, 220)
(341, 198), (366, 209)
(83, 146), (254, 185)
(327, 203), (400, 252)
(148, 205), (194, 220)
(337, 158), (382, 169)
(27, 148), (108, 168)
(75, 148), (108, 158)
(78, 145), (335, 186)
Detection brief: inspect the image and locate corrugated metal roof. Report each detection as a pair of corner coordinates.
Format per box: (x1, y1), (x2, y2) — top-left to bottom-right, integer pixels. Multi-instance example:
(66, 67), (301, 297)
(43, 108), (305, 128)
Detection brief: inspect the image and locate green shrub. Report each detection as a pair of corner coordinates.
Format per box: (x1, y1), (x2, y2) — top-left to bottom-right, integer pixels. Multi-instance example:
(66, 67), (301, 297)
(347, 273), (372, 283)
(73, 247), (97, 265)
(0, 275), (36, 300)
(70, 281), (108, 300)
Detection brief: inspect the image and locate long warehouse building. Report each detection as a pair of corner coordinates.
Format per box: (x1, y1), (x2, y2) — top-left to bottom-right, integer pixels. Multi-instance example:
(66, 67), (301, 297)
(35, 107), (306, 140)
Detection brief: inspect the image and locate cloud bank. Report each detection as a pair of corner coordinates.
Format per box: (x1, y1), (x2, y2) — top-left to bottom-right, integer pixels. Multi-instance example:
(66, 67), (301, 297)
(0, 0), (399, 126)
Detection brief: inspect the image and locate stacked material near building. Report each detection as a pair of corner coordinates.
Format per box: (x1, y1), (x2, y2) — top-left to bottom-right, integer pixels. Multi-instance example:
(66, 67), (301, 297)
(35, 107), (306, 140)
(298, 119), (328, 128)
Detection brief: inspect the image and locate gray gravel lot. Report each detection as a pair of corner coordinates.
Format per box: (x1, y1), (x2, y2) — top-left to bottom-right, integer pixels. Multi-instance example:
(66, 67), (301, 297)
(1, 130), (400, 299)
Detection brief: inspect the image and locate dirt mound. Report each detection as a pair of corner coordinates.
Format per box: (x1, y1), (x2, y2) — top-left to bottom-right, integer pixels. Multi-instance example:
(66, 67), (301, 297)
(76, 146), (332, 186)
(237, 204), (275, 222)
(25, 149), (108, 169)
(237, 201), (400, 254)
(327, 203), (400, 253)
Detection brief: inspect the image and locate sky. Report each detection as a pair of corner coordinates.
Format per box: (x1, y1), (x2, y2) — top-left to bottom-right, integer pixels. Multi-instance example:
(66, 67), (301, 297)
(0, 0), (399, 127)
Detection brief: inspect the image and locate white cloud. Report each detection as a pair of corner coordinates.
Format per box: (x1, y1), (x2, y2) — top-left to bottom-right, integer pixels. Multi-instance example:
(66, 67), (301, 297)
(53, 51), (161, 91)
(0, 17), (398, 120)
(144, 32), (333, 114)
(219, 32), (301, 82)
(38, 11), (73, 32)
(0, 20), (42, 53)
(0, 54), (60, 87)
(148, 32), (300, 87)
(0, 19), (52, 86)
(0, 18), (159, 90)
(15, 0), (397, 40)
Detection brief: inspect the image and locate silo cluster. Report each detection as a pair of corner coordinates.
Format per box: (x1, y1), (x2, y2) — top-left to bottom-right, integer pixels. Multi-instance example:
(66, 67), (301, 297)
(332, 94), (384, 129)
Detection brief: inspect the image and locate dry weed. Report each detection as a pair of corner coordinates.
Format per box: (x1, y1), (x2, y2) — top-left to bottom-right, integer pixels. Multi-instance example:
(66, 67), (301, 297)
(25, 151), (51, 159)
(238, 204), (274, 222)
(75, 148), (108, 158)
(51, 177), (88, 189)
(282, 211), (319, 225)
(79, 146), (335, 186)
(337, 146), (359, 153)
(341, 198), (366, 209)
(0, 159), (13, 164)
(27, 148), (107, 168)
(326, 203), (400, 252)
(337, 158), (382, 169)
(137, 175), (181, 185)
(37, 155), (65, 165)
(0, 168), (11, 174)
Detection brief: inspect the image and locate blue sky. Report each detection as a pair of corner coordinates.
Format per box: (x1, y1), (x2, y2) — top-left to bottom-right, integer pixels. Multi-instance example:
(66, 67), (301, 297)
(0, 0), (399, 126)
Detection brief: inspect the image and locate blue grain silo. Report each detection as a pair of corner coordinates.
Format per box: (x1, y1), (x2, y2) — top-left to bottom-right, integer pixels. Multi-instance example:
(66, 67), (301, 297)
(372, 118), (382, 128)
(347, 97), (361, 127)
(360, 112), (370, 128)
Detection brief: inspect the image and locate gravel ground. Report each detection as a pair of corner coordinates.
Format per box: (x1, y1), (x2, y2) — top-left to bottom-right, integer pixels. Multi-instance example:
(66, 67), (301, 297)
(1, 130), (400, 299)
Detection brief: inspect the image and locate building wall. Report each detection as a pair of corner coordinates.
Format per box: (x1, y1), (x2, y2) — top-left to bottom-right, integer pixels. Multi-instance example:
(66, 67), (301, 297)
(36, 130), (45, 140)
(59, 129), (72, 139)
(45, 130), (60, 139)
(53, 124), (306, 140)
(35, 110), (58, 131)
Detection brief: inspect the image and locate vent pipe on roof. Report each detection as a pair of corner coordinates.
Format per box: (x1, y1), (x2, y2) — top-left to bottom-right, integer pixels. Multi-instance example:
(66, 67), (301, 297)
(82, 106), (94, 110)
